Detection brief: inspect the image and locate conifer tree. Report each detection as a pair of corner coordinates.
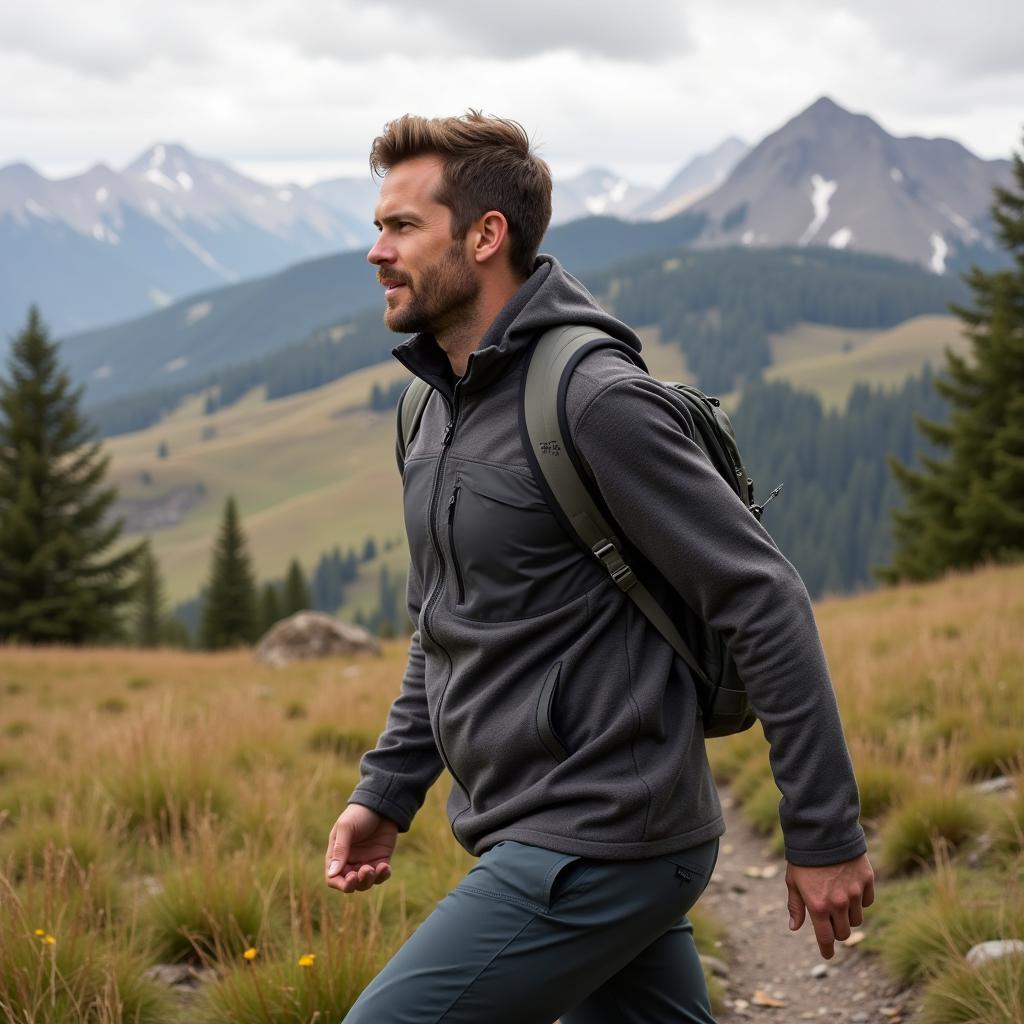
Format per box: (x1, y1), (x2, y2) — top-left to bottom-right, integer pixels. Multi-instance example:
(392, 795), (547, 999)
(283, 557), (311, 616)
(134, 539), (165, 647)
(199, 496), (258, 649)
(0, 306), (142, 643)
(882, 134), (1024, 581)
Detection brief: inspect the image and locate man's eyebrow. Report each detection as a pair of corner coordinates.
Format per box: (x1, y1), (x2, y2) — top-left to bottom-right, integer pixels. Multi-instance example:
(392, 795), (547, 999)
(373, 210), (424, 229)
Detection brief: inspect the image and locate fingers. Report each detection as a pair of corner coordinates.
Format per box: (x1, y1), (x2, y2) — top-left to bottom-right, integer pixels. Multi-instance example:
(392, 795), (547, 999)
(325, 860), (391, 894)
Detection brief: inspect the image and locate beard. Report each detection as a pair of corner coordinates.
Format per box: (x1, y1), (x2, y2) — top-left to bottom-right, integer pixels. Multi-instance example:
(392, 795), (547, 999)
(382, 240), (481, 336)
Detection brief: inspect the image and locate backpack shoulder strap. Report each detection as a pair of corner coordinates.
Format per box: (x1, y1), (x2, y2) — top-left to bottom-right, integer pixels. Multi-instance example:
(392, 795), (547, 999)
(396, 377), (433, 468)
(522, 325), (712, 689)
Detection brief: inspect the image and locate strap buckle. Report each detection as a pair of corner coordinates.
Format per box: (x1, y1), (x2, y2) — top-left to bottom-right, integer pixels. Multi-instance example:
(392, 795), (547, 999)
(593, 541), (637, 592)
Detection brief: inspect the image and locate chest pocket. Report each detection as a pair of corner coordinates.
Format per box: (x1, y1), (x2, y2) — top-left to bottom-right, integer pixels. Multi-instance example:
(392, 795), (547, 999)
(449, 460), (600, 622)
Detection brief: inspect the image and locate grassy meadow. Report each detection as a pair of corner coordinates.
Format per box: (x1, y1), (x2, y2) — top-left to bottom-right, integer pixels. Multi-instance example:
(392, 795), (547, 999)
(1, 562), (1022, 1021)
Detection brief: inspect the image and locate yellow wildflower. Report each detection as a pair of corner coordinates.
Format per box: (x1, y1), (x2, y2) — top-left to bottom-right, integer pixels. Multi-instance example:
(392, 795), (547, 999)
(43, 935), (56, 945)
(34, 928), (45, 937)
(298, 953), (316, 968)
(243, 947), (258, 961)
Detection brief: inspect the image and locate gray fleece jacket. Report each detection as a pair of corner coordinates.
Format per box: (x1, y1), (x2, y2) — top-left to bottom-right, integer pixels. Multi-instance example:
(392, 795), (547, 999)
(348, 254), (866, 867)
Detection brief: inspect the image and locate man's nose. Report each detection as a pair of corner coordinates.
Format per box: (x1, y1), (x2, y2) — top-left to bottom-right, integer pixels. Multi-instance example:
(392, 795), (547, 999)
(367, 235), (391, 266)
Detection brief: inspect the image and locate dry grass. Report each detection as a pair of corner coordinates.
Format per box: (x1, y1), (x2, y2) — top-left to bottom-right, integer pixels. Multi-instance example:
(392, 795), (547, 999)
(1, 562), (1022, 1021)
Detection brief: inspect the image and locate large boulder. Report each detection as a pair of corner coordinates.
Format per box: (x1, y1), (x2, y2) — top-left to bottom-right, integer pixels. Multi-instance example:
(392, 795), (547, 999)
(255, 611), (380, 666)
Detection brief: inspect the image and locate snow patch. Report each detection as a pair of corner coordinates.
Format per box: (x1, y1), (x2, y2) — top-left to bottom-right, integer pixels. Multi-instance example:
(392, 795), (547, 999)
(890, 167), (904, 183)
(162, 356), (188, 374)
(145, 167), (177, 192)
(95, 186), (109, 203)
(584, 178), (629, 215)
(151, 144), (166, 167)
(828, 227), (853, 249)
(91, 222), (120, 244)
(185, 300), (213, 325)
(25, 199), (54, 220)
(92, 364), (112, 380)
(277, 188), (293, 202)
(929, 232), (948, 274)
(741, 229), (755, 246)
(175, 171), (194, 192)
(148, 287), (172, 307)
(798, 174), (837, 245)
(938, 203), (981, 242)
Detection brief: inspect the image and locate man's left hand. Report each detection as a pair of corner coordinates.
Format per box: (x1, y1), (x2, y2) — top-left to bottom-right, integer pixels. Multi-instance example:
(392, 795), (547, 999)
(785, 853), (875, 959)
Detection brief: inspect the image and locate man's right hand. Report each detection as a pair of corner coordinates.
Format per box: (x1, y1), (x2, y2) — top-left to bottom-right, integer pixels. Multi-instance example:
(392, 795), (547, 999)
(325, 804), (399, 894)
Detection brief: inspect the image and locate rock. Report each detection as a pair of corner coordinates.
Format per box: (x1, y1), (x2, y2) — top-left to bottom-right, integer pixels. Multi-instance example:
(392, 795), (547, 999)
(810, 963), (828, 979)
(699, 954), (730, 978)
(851, 1013), (869, 1023)
(254, 611), (380, 666)
(965, 939), (1024, 966)
(972, 775), (1014, 794)
(744, 864), (779, 879)
(752, 990), (787, 1007)
(144, 964), (194, 987)
(843, 930), (867, 947)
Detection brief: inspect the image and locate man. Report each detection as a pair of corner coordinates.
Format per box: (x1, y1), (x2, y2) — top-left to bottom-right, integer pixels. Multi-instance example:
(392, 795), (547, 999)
(326, 111), (874, 1024)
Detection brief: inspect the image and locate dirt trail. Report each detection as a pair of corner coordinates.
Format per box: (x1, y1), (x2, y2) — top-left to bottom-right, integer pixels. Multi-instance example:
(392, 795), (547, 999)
(702, 794), (916, 1023)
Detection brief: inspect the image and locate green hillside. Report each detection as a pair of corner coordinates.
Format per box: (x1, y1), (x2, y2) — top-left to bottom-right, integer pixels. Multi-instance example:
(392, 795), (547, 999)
(764, 315), (969, 408)
(107, 328), (691, 608)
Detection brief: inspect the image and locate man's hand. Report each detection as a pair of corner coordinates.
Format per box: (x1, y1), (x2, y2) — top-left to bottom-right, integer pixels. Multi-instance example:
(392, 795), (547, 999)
(325, 804), (399, 894)
(786, 853), (875, 959)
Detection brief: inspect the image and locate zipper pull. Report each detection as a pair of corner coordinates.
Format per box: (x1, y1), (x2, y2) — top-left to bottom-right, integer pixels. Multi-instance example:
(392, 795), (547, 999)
(443, 420), (454, 446)
(751, 482), (784, 521)
(448, 485), (460, 520)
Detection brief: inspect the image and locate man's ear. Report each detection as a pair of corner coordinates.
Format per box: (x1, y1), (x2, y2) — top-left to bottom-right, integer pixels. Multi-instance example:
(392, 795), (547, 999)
(469, 210), (510, 266)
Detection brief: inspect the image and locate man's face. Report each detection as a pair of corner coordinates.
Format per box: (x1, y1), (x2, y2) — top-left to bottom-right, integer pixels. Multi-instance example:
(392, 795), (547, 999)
(367, 155), (480, 336)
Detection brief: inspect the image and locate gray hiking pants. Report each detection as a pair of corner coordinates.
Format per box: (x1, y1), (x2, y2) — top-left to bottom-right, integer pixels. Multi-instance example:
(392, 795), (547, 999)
(343, 836), (720, 1023)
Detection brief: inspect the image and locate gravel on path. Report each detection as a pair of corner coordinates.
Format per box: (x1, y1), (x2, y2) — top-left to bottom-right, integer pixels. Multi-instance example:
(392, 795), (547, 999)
(700, 794), (917, 1023)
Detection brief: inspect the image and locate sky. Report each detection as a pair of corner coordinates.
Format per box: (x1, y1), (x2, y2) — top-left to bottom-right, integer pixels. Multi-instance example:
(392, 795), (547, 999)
(2, 0), (1022, 190)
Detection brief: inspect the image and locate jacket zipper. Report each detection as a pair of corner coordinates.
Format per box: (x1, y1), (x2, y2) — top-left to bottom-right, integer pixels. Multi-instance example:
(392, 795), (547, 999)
(447, 484), (466, 605)
(419, 384), (469, 797)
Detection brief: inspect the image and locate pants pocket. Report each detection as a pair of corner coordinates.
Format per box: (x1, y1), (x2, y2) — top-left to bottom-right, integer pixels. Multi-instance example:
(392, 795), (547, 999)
(463, 841), (582, 913)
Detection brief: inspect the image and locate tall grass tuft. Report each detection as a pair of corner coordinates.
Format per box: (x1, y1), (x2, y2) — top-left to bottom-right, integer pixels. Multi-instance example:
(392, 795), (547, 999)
(878, 788), (985, 875)
(961, 729), (1024, 781)
(918, 954), (1024, 1024)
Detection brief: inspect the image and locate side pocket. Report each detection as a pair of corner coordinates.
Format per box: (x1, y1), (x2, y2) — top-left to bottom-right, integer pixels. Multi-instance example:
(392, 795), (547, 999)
(536, 662), (569, 763)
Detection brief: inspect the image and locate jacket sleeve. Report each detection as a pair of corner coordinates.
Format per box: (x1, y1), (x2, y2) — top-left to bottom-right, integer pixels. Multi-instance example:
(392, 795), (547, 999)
(569, 372), (867, 867)
(347, 475), (444, 832)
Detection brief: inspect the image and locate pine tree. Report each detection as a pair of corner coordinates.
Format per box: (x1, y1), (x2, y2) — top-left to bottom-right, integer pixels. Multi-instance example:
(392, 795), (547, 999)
(882, 134), (1024, 582)
(199, 496), (258, 649)
(282, 557), (311, 616)
(134, 539), (165, 647)
(0, 306), (143, 643)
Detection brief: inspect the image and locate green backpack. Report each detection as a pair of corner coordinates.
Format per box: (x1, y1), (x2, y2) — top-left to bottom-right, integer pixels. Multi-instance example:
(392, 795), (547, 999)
(399, 325), (780, 737)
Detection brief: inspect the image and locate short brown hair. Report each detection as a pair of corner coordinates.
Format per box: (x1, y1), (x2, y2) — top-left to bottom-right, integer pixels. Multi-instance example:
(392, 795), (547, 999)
(370, 110), (552, 280)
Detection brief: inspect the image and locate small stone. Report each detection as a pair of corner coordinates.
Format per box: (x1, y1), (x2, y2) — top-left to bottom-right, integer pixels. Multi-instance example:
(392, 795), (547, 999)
(965, 939), (1024, 966)
(972, 775), (1014, 794)
(144, 964), (193, 987)
(732, 997), (749, 1010)
(699, 954), (730, 978)
(879, 1007), (900, 1018)
(722, 842), (735, 855)
(810, 963), (828, 979)
(710, 872), (726, 885)
(843, 930), (867, 947)
(851, 1013), (869, 1023)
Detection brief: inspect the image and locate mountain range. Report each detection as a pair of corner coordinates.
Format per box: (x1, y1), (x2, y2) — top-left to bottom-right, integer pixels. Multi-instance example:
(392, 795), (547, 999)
(0, 137), (747, 343)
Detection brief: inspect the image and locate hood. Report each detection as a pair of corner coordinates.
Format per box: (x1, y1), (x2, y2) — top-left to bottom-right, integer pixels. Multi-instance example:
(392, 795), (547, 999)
(393, 254), (643, 395)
